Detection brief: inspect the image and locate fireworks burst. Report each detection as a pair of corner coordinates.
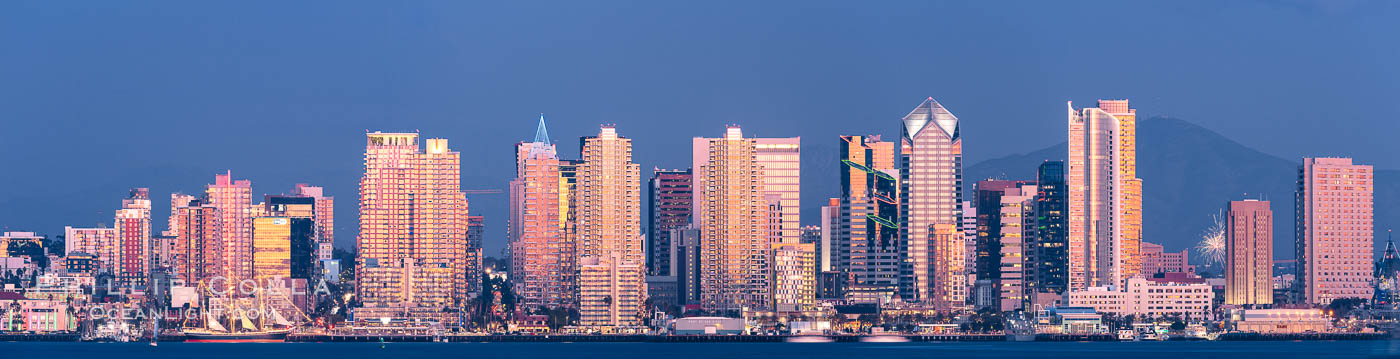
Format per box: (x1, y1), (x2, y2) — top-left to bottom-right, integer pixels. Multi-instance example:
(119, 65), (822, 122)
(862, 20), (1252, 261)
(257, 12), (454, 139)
(1196, 210), (1226, 265)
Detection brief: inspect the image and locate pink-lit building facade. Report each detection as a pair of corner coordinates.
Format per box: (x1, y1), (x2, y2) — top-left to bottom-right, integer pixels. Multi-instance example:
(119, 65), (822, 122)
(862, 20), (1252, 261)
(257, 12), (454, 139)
(1141, 242), (1194, 275)
(1066, 100), (1143, 290)
(114, 188), (151, 284)
(206, 171), (254, 284)
(1296, 157), (1374, 305)
(357, 131), (470, 317)
(509, 116), (576, 309)
(1226, 199), (1273, 305)
(576, 125), (646, 327)
(63, 226), (116, 273)
(694, 126), (770, 311)
(898, 98), (966, 309)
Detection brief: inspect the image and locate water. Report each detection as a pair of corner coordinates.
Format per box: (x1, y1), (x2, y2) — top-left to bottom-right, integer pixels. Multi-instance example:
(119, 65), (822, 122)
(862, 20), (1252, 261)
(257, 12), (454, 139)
(6, 341), (1400, 359)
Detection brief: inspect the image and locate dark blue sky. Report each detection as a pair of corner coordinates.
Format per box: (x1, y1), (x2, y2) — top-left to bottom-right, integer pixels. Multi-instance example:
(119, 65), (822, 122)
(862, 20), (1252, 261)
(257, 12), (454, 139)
(2, 1), (1397, 255)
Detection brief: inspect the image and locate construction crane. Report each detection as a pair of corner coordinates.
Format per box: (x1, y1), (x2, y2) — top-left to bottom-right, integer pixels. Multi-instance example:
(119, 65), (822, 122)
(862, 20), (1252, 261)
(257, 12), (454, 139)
(463, 189), (503, 195)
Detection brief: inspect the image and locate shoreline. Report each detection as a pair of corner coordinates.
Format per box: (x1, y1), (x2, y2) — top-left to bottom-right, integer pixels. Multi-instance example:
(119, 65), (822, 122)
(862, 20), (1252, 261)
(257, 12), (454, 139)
(3, 332), (1388, 343)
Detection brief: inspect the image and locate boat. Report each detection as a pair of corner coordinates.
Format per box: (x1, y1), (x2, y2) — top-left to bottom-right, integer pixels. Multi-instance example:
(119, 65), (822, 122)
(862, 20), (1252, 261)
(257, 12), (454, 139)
(1006, 311), (1037, 342)
(183, 329), (291, 342)
(1141, 332), (1160, 341)
(785, 335), (834, 343)
(150, 318), (159, 347)
(860, 335), (910, 343)
(1117, 329), (1137, 341)
(180, 281), (308, 343)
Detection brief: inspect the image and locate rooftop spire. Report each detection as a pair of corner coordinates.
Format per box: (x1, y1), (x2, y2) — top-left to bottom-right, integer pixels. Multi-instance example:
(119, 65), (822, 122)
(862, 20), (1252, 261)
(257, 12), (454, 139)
(534, 113), (551, 144)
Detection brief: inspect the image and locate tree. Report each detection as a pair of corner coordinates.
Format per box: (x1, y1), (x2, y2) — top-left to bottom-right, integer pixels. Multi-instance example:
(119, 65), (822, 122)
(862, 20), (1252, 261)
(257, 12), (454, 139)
(1328, 298), (1366, 319)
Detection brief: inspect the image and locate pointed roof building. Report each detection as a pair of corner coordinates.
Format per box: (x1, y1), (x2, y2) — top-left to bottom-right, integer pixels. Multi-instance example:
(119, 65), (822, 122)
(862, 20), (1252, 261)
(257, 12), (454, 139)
(902, 97), (959, 141)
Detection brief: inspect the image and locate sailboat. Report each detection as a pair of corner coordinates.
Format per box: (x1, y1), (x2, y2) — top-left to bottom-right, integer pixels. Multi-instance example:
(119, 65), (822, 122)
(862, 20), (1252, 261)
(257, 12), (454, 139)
(181, 282), (301, 342)
(150, 318), (159, 347)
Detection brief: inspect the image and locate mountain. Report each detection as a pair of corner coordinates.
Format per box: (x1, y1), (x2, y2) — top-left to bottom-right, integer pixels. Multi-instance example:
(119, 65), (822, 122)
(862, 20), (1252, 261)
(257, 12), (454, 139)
(965, 117), (1398, 262)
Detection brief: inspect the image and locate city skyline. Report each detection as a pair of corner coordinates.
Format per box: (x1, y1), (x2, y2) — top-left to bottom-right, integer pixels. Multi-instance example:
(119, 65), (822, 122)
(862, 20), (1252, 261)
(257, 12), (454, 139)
(4, 1), (1399, 261)
(4, 1), (1400, 344)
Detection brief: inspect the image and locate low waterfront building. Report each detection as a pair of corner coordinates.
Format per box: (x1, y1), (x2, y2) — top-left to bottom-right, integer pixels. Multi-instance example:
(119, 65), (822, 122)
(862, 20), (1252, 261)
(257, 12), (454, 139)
(674, 316), (745, 335)
(1065, 277), (1213, 320)
(0, 293), (77, 333)
(1229, 308), (1332, 333)
(1035, 307), (1106, 334)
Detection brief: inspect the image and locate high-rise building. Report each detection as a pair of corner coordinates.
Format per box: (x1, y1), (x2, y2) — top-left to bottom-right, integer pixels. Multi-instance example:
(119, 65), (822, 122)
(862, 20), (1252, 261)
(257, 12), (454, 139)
(168, 193), (196, 236)
(973, 180), (1037, 311)
(1028, 161), (1069, 296)
(695, 126), (770, 311)
(1226, 199), (1273, 305)
(693, 133), (800, 244)
(1066, 99), (1142, 289)
(252, 216), (293, 282)
(898, 97), (965, 309)
(1140, 242), (1194, 275)
(770, 242), (816, 310)
(1296, 157), (1374, 305)
(172, 199), (220, 284)
(961, 202), (978, 294)
(206, 172), (254, 285)
(756, 137), (801, 245)
(576, 125), (646, 327)
(357, 132), (469, 316)
(466, 216), (484, 295)
(578, 256), (645, 328)
(509, 116), (575, 309)
(264, 193), (323, 277)
(648, 169), (692, 277)
(669, 227), (703, 306)
(64, 226), (117, 273)
(113, 188), (152, 284)
(834, 135), (901, 297)
(290, 184), (334, 261)
(819, 199), (838, 274)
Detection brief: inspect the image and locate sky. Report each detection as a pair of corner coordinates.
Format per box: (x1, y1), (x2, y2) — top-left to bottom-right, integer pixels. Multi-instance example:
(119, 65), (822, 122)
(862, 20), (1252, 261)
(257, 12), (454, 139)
(2, 1), (1397, 256)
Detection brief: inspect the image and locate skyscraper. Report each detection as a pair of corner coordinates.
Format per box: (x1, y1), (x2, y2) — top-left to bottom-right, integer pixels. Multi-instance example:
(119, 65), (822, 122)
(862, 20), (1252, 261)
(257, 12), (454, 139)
(647, 169), (692, 277)
(756, 137), (801, 245)
(290, 184), (334, 261)
(695, 126), (770, 311)
(509, 116), (574, 309)
(770, 242), (816, 310)
(172, 198), (220, 284)
(693, 134), (800, 245)
(206, 172), (254, 285)
(1066, 99), (1142, 289)
(834, 135), (900, 296)
(252, 216), (293, 282)
(466, 215), (484, 296)
(357, 132), (469, 318)
(113, 188), (151, 285)
(1028, 161), (1069, 297)
(64, 226), (117, 273)
(168, 193), (196, 237)
(973, 180), (1036, 311)
(264, 192), (324, 278)
(1296, 157), (1374, 305)
(577, 125), (645, 327)
(1226, 199), (1272, 305)
(898, 97), (965, 309)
